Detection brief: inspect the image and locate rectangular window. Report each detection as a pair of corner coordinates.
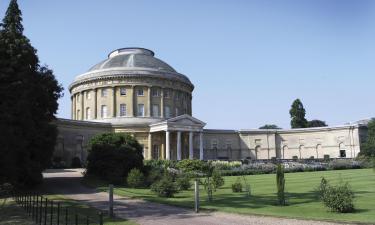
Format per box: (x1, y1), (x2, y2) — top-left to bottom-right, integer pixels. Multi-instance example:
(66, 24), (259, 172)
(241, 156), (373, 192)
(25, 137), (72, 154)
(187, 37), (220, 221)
(164, 90), (170, 98)
(152, 88), (159, 97)
(101, 88), (108, 97)
(137, 88), (144, 96)
(120, 87), (126, 96)
(86, 91), (91, 100)
(152, 104), (159, 117)
(226, 140), (232, 149)
(165, 106), (171, 118)
(175, 92), (180, 100)
(211, 139), (218, 149)
(86, 107), (91, 120)
(101, 105), (107, 118)
(120, 104), (126, 117)
(137, 104), (144, 117)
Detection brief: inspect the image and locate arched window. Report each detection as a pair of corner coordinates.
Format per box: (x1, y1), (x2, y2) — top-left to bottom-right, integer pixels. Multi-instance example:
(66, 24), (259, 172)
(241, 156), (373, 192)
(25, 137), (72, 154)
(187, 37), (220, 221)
(282, 145), (288, 159)
(316, 144), (322, 159)
(299, 145), (304, 159)
(255, 145), (261, 160)
(86, 107), (91, 120)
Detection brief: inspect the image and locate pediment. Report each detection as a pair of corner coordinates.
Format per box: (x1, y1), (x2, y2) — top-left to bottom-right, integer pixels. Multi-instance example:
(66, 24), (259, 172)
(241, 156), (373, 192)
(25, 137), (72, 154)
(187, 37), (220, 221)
(167, 114), (206, 126)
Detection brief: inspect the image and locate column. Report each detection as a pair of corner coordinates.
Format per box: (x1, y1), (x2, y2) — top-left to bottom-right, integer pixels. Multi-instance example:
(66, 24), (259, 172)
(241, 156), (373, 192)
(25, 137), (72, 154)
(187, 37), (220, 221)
(148, 133), (152, 160)
(177, 131), (182, 161)
(72, 95), (75, 120)
(93, 88), (97, 119)
(130, 86), (134, 116)
(199, 132), (204, 160)
(160, 88), (164, 118)
(81, 91), (84, 120)
(147, 86), (151, 117)
(166, 131), (170, 160)
(189, 131), (194, 159)
(112, 87), (116, 117)
(71, 96), (74, 119)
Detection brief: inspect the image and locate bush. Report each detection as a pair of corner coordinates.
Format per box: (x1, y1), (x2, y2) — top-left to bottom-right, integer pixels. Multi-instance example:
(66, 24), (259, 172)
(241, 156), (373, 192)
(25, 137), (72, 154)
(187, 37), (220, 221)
(176, 159), (206, 173)
(85, 133), (144, 184)
(328, 160), (362, 170)
(150, 175), (179, 197)
(231, 179), (243, 193)
(212, 169), (224, 189)
(318, 177), (355, 213)
(276, 163), (286, 206)
(71, 157), (82, 168)
(145, 167), (163, 187)
(324, 155), (330, 161)
(127, 168), (145, 188)
(176, 175), (192, 191)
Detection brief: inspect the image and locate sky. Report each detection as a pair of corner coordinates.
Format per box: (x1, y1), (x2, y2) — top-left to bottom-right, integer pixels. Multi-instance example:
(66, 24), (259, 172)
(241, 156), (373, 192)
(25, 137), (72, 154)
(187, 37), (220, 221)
(1, 0), (374, 129)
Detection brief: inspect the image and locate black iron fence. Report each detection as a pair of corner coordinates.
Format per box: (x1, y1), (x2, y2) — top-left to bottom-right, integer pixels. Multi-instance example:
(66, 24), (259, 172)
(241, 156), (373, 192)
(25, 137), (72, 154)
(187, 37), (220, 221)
(12, 192), (104, 225)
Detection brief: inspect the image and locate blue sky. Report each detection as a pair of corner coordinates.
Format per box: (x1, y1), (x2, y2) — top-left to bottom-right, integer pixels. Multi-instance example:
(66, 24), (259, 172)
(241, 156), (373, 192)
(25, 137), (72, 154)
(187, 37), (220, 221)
(1, 0), (374, 129)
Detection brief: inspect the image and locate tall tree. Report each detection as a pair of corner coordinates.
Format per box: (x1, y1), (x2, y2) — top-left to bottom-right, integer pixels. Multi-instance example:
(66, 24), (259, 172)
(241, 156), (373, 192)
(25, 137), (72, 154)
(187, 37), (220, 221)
(360, 119), (375, 157)
(259, 124), (282, 129)
(0, 0), (63, 186)
(289, 99), (308, 128)
(307, 120), (328, 128)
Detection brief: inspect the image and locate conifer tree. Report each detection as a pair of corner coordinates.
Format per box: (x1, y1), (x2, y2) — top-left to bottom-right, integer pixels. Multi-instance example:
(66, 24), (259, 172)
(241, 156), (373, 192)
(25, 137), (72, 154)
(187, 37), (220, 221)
(0, 0), (63, 186)
(289, 99), (308, 128)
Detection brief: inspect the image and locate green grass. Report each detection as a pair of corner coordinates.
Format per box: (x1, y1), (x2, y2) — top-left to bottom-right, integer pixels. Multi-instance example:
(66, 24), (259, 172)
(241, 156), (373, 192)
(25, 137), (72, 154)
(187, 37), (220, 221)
(84, 169), (375, 224)
(0, 198), (35, 225)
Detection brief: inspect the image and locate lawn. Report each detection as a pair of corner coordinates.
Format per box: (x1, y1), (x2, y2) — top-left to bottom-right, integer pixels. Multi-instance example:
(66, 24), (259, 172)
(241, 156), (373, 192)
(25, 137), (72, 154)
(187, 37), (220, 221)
(0, 195), (137, 225)
(85, 168), (375, 224)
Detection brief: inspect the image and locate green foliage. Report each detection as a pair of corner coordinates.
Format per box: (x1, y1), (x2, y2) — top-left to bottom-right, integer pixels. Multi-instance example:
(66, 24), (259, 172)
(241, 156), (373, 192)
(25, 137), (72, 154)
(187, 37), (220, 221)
(175, 175), (192, 191)
(176, 159), (206, 173)
(212, 169), (225, 189)
(259, 124), (282, 129)
(150, 174), (179, 197)
(318, 177), (355, 213)
(360, 119), (375, 157)
(201, 162), (225, 201)
(145, 168), (163, 187)
(276, 163), (286, 206)
(127, 168), (145, 188)
(144, 160), (177, 169)
(324, 155), (330, 161)
(0, 0), (63, 187)
(289, 99), (308, 128)
(308, 120), (328, 127)
(231, 178), (243, 193)
(85, 133), (144, 184)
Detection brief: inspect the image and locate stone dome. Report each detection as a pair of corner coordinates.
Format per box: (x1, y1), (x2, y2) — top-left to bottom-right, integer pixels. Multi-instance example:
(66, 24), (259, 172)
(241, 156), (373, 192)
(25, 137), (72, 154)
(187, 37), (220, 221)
(71, 48), (192, 87)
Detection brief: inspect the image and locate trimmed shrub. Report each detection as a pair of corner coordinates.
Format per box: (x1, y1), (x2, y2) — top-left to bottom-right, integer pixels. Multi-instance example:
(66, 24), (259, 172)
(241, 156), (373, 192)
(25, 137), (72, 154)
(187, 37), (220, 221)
(127, 168), (145, 188)
(151, 175), (179, 197)
(176, 159), (206, 173)
(276, 163), (286, 206)
(176, 175), (192, 191)
(318, 177), (355, 213)
(85, 133), (144, 184)
(231, 179), (243, 193)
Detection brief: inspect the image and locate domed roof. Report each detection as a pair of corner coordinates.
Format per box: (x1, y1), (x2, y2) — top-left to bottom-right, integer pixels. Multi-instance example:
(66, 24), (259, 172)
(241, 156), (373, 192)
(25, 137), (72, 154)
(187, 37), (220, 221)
(88, 48), (176, 73)
(70, 48), (193, 89)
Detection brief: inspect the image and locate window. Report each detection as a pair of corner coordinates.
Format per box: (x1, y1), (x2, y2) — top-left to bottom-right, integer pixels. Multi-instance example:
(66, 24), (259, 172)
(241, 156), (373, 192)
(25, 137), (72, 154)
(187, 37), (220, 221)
(175, 92), (180, 100)
(86, 91), (91, 100)
(164, 90), (170, 98)
(152, 104), (159, 117)
(137, 88), (144, 96)
(226, 140), (232, 149)
(101, 88), (108, 97)
(101, 105), (107, 118)
(165, 106), (171, 118)
(175, 108), (179, 116)
(211, 139), (218, 149)
(340, 150), (346, 158)
(120, 104), (126, 117)
(152, 88), (159, 97)
(120, 87), (126, 96)
(137, 104), (144, 117)
(86, 107), (91, 120)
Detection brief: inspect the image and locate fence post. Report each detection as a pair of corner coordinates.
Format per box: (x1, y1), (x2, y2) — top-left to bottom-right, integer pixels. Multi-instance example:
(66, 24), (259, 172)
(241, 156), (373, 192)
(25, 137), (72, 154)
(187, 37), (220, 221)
(75, 213), (78, 225)
(57, 202), (60, 225)
(65, 207), (68, 225)
(99, 212), (103, 225)
(109, 184), (114, 218)
(50, 200), (53, 225)
(44, 198), (48, 225)
(39, 196), (43, 225)
(194, 180), (199, 213)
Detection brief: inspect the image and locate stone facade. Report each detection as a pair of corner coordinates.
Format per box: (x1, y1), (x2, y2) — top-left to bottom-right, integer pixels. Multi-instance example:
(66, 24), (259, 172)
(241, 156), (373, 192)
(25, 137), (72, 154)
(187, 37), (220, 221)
(53, 47), (368, 166)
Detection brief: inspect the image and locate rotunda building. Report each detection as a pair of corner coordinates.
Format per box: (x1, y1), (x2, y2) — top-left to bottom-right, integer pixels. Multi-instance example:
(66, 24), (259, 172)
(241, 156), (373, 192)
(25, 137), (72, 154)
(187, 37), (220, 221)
(69, 48), (206, 160)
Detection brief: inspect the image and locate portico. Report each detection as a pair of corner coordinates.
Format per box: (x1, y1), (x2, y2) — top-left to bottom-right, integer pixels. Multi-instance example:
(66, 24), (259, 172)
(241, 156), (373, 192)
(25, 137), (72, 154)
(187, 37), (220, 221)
(149, 114), (206, 160)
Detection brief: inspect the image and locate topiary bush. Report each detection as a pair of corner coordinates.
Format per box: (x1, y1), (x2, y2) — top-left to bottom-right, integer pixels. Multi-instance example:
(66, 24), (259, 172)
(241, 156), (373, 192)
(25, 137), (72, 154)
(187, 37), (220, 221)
(85, 133), (144, 184)
(127, 168), (145, 188)
(318, 177), (355, 213)
(150, 174), (179, 197)
(231, 178), (243, 193)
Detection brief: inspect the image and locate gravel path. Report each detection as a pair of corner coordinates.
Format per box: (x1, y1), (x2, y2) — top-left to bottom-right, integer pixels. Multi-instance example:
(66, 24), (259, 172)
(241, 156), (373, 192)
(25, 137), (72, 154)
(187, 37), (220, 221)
(41, 169), (352, 225)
